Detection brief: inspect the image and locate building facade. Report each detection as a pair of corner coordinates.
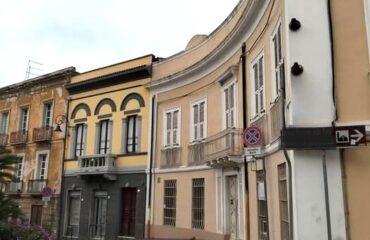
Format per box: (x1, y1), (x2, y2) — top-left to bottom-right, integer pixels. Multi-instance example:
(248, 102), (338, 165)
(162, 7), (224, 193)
(0, 67), (77, 233)
(58, 55), (155, 240)
(331, 0), (370, 239)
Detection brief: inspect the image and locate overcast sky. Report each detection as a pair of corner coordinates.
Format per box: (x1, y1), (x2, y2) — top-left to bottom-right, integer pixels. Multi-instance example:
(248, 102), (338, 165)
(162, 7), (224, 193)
(0, 0), (239, 88)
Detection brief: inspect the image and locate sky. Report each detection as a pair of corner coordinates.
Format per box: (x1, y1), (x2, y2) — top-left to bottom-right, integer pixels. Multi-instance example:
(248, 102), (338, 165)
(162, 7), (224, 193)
(0, 0), (240, 88)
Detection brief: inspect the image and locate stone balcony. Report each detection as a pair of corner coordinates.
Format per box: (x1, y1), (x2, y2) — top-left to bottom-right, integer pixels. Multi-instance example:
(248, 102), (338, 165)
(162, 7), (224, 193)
(0, 134), (8, 147)
(77, 154), (117, 180)
(27, 179), (48, 194)
(3, 180), (23, 194)
(9, 130), (28, 145)
(161, 146), (181, 168)
(204, 128), (244, 167)
(33, 127), (52, 142)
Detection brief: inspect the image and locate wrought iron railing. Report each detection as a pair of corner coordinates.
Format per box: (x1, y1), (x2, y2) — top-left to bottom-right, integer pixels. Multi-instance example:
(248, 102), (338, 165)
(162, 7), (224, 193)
(89, 224), (106, 239)
(33, 127), (52, 142)
(270, 96), (283, 141)
(204, 128), (244, 162)
(161, 146), (181, 168)
(77, 154), (116, 174)
(0, 134), (8, 146)
(188, 141), (205, 165)
(10, 131), (28, 145)
(3, 180), (23, 193)
(27, 179), (48, 193)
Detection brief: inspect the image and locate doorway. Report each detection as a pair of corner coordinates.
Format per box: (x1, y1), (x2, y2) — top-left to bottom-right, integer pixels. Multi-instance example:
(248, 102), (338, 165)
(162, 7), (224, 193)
(120, 188), (137, 237)
(225, 175), (238, 240)
(30, 205), (43, 225)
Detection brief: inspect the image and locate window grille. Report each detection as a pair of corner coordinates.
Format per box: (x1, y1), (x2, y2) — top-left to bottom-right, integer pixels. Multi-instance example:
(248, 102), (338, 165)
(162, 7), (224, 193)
(192, 178), (204, 229)
(278, 163), (289, 240)
(163, 180), (177, 226)
(257, 170), (269, 240)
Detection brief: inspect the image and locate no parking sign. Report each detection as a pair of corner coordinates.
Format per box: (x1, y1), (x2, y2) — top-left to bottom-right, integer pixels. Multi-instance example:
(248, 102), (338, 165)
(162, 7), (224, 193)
(243, 126), (263, 146)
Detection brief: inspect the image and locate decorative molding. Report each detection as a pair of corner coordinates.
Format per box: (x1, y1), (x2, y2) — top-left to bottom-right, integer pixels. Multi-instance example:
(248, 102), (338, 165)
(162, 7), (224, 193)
(71, 103), (91, 119)
(120, 93), (145, 111)
(94, 98), (117, 115)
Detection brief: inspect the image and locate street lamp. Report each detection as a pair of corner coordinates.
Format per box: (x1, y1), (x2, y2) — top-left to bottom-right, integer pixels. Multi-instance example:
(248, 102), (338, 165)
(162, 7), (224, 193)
(54, 115), (67, 132)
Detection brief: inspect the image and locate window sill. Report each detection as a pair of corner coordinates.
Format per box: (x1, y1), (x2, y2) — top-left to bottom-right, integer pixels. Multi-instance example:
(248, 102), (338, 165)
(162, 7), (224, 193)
(117, 152), (147, 157)
(250, 111), (266, 124)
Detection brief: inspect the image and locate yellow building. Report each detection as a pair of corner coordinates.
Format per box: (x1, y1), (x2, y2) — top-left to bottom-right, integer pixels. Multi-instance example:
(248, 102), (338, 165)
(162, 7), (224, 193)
(59, 55), (155, 240)
(331, 0), (370, 239)
(0, 67), (77, 233)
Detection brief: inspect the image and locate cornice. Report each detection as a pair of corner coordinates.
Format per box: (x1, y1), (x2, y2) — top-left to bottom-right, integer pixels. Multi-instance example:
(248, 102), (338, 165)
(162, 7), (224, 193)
(149, 0), (269, 92)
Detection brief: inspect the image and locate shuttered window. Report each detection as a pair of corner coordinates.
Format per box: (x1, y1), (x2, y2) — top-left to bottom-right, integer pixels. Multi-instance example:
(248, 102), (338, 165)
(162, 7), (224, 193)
(252, 55), (265, 115)
(164, 109), (180, 146)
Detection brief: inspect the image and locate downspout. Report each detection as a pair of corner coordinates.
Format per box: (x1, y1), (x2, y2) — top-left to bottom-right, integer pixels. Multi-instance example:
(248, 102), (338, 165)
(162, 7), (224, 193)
(241, 43), (251, 240)
(281, 59), (294, 240)
(147, 95), (156, 239)
(57, 96), (70, 238)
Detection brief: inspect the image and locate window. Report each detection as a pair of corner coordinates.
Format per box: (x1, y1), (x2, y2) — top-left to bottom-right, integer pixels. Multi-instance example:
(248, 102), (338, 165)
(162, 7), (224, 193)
(65, 190), (81, 237)
(36, 154), (48, 180)
(20, 107), (29, 131)
(257, 170), (269, 240)
(163, 180), (177, 226)
(224, 82), (237, 128)
(74, 124), (86, 157)
(122, 115), (141, 153)
(43, 102), (53, 127)
(192, 178), (204, 229)
(91, 191), (108, 238)
(252, 55), (265, 116)
(191, 100), (206, 141)
(0, 112), (9, 134)
(278, 164), (289, 240)
(164, 109), (180, 146)
(272, 23), (285, 99)
(14, 156), (23, 181)
(97, 120), (112, 154)
(365, 0), (370, 60)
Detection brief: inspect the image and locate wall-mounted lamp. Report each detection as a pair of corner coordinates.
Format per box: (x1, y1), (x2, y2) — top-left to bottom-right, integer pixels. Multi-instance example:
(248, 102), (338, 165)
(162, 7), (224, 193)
(289, 18), (301, 31)
(291, 62), (304, 76)
(54, 115), (67, 132)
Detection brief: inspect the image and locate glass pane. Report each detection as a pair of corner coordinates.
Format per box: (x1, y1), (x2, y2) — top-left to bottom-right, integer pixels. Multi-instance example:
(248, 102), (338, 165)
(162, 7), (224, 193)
(259, 57), (264, 88)
(173, 111), (178, 129)
(199, 102), (204, 122)
(193, 105), (199, 124)
(166, 113), (171, 130)
(229, 84), (234, 108)
(224, 88), (229, 110)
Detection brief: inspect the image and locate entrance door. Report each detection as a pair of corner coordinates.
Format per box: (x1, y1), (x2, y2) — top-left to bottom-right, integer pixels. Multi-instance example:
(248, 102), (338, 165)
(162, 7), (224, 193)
(226, 175), (238, 240)
(120, 188), (137, 237)
(30, 205), (43, 225)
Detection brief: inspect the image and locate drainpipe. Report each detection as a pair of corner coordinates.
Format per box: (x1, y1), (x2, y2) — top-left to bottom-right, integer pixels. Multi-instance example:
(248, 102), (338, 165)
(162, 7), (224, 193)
(241, 43), (250, 240)
(57, 96), (70, 238)
(281, 57), (294, 240)
(147, 95), (156, 239)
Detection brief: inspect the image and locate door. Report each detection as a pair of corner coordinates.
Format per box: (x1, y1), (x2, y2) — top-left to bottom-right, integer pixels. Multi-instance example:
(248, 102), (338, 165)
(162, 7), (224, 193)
(226, 175), (238, 240)
(30, 205), (43, 225)
(120, 188), (137, 237)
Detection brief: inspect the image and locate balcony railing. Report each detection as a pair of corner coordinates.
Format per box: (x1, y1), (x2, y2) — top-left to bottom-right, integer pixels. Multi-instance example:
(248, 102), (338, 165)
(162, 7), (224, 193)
(27, 179), (48, 193)
(0, 134), (8, 147)
(188, 141), (205, 165)
(250, 114), (268, 145)
(3, 180), (23, 194)
(270, 96), (283, 141)
(161, 146), (181, 168)
(10, 130), (28, 145)
(77, 154), (116, 175)
(33, 127), (52, 142)
(204, 128), (244, 165)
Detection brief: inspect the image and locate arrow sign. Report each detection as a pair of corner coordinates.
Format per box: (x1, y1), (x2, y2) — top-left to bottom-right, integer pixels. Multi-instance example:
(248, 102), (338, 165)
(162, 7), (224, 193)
(335, 125), (366, 147)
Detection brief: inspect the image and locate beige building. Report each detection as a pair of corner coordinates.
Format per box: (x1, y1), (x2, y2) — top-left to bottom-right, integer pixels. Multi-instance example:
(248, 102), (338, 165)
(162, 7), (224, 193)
(0, 67), (77, 233)
(331, 0), (370, 239)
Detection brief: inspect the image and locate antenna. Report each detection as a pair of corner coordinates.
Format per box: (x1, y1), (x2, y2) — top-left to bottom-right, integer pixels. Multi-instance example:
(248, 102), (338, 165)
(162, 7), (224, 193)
(25, 60), (43, 80)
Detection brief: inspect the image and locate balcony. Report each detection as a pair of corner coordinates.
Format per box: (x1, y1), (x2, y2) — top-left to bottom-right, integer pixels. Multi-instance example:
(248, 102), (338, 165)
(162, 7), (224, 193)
(10, 130), (28, 145)
(188, 141), (205, 166)
(250, 114), (268, 145)
(3, 180), (23, 194)
(161, 146), (181, 168)
(27, 179), (48, 194)
(204, 128), (244, 167)
(33, 127), (52, 142)
(270, 96), (283, 141)
(0, 134), (8, 147)
(77, 154), (117, 179)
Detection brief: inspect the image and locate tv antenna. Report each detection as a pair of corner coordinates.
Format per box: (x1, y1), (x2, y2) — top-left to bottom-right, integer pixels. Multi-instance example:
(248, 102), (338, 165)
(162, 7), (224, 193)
(25, 60), (43, 80)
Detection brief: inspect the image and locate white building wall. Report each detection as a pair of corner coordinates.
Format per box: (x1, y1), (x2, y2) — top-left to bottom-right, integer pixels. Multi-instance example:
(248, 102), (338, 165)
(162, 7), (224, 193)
(284, 0), (346, 239)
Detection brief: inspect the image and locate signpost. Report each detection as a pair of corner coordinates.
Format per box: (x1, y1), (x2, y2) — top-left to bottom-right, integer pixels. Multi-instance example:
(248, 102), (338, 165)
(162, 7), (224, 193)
(42, 186), (53, 204)
(243, 126), (263, 146)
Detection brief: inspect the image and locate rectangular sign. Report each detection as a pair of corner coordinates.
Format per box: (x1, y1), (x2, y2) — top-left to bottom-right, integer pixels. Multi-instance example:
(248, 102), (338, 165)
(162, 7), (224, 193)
(335, 125), (366, 147)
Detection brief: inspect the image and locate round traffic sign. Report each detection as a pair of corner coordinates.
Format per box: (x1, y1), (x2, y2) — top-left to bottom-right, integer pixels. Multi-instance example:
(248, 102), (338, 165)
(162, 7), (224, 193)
(41, 186), (53, 197)
(243, 126), (263, 146)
